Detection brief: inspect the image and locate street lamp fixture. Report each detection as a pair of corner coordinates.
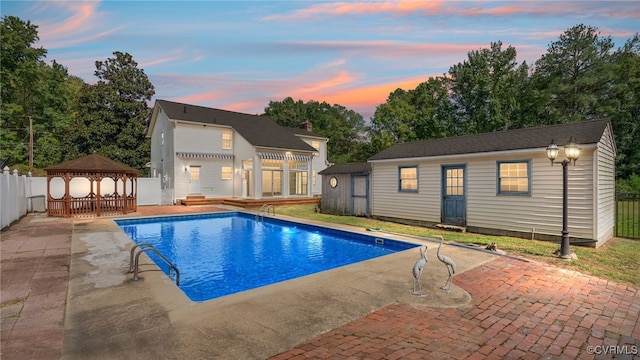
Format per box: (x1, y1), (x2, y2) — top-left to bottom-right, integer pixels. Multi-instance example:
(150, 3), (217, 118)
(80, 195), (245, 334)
(546, 137), (581, 259)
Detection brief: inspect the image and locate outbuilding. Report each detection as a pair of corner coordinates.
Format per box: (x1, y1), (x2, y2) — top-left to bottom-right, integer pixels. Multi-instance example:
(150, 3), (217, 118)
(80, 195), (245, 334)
(319, 162), (372, 216)
(321, 119), (616, 246)
(367, 119), (616, 247)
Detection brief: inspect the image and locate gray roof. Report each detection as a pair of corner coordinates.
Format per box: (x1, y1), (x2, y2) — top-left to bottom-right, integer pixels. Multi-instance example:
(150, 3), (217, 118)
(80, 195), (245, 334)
(368, 119), (611, 161)
(319, 162), (372, 175)
(45, 153), (138, 174)
(155, 100), (318, 153)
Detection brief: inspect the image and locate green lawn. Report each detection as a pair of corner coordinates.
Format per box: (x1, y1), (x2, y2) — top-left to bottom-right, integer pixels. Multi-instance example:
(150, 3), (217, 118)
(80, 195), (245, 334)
(274, 204), (640, 288)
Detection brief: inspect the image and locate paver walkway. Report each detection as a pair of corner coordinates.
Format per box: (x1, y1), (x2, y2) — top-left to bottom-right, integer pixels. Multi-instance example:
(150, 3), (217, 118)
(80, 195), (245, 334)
(1, 216), (72, 360)
(271, 257), (640, 359)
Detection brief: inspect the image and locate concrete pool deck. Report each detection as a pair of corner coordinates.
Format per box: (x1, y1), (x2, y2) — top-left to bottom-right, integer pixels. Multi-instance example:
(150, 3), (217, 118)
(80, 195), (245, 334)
(2, 206), (639, 359)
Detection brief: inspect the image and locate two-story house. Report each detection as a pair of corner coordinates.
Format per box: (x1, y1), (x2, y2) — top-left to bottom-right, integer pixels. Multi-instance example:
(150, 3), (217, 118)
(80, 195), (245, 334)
(147, 100), (328, 205)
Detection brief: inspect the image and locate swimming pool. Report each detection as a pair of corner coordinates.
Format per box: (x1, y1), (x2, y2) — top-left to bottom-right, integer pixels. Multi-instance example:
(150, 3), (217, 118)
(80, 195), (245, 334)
(116, 212), (418, 302)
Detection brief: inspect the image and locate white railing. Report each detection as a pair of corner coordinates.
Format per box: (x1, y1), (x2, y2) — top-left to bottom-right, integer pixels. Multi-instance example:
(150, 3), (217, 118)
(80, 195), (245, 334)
(0, 166), (163, 229)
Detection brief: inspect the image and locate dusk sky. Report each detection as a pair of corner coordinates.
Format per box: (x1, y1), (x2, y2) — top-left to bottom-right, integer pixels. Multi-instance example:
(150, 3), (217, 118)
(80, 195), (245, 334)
(4, 1), (639, 120)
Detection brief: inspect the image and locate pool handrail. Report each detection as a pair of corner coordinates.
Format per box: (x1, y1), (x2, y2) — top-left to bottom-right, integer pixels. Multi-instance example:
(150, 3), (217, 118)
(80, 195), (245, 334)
(256, 204), (275, 220)
(130, 244), (181, 286)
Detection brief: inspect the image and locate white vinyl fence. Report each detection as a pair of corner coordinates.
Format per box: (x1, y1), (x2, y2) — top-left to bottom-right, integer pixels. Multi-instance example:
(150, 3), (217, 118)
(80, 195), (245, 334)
(1, 168), (30, 229)
(1, 166), (162, 229)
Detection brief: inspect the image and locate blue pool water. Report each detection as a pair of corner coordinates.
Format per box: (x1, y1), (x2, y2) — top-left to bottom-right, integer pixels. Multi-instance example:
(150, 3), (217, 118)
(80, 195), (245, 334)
(116, 212), (417, 302)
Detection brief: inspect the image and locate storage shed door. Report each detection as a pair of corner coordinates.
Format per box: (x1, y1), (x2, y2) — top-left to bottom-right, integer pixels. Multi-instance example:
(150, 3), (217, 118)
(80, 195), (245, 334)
(351, 174), (369, 216)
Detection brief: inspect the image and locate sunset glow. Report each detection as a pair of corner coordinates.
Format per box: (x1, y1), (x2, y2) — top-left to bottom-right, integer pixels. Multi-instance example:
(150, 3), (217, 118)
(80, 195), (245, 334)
(4, 0), (637, 120)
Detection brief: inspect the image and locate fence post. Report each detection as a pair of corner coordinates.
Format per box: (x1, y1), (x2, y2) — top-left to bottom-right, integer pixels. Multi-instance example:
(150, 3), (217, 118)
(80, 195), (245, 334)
(0, 167), (8, 228)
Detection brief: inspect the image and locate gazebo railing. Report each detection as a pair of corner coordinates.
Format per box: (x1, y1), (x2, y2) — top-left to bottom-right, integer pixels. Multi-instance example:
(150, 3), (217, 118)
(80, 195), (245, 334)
(47, 195), (137, 218)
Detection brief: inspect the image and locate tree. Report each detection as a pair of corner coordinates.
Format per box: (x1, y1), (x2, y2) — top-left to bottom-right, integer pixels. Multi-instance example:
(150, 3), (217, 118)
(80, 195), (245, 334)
(369, 88), (416, 153)
(264, 97), (368, 163)
(0, 16), (47, 167)
(448, 41), (530, 134)
(1, 16), (80, 169)
(609, 34), (640, 179)
(66, 51), (154, 173)
(410, 77), (456, 138)
(532, 24), (615, 123)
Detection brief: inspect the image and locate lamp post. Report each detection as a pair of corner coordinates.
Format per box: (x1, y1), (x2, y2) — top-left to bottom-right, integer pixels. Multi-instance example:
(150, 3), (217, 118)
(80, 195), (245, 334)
(546, 137), (581, 259)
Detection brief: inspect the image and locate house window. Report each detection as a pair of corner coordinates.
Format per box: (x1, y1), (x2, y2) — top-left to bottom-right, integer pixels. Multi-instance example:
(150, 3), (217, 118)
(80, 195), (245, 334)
(399, 166), (418, 192)
(497, 160), (531, 195)
(262, 159), (283, 197)
(222, 130), (232, 150)
(221, 166), (232, 180)
(288, 161), (308, 196)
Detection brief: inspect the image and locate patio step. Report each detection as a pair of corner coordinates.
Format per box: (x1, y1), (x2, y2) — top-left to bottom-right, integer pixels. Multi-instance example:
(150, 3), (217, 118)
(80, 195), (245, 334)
(435, 223), (467, 233)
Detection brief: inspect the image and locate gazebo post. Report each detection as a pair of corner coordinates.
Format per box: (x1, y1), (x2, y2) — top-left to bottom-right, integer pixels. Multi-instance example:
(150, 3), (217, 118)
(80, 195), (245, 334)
(64, 172), (70, 218)
(46, 174), (51, 216)
(96, 174), (101, 217)
(123, 174), (127, 213)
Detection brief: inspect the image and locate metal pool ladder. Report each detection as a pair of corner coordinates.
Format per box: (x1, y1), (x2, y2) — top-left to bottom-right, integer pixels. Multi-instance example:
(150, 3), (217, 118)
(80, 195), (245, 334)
(128, 242), (180, 286)
(256, 204), (275, 220)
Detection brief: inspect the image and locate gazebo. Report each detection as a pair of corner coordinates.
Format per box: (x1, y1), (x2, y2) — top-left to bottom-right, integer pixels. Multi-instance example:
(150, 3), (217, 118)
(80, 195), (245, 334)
(45, 154), (138, 217)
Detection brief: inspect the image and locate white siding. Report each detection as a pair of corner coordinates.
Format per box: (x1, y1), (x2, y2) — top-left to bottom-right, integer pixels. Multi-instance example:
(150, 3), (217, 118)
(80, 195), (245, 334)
(466, 151), (595, 240)
(371, 147), (600, 241)
(232, 134), (259, 198)
(595, 126), (616, 244)
(301, 136), (328, 196)
(173, 123), (235, 199)
(371, 161), (441, 223)
(149, 108), (175, 204)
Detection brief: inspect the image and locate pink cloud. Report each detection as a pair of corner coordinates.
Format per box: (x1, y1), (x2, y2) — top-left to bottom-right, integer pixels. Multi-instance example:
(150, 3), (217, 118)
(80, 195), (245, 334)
(47, 2), (99, 36)
(263, 1), (639, 21)
(299, 70), (356, 94)
(34, 1), (121, 50)
(263, 1), (446, 21)
(158, 72), (424, 120)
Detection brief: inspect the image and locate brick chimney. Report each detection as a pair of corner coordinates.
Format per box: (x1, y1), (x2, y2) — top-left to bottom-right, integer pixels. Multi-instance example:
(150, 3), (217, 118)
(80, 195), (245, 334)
(299, 120), (312, 132)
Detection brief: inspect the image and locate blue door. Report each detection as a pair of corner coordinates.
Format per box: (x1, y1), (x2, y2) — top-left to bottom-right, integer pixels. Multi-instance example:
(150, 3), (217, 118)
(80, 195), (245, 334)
(442, 165), (466, 226)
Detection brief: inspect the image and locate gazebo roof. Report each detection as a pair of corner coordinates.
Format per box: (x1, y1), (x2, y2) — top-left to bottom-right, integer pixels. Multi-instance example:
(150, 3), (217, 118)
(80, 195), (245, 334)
(45, 154), (139, 174)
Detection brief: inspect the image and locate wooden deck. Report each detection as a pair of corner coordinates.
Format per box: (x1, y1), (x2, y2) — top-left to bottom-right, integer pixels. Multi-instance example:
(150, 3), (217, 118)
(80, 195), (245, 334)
(179, 195), (320, 208)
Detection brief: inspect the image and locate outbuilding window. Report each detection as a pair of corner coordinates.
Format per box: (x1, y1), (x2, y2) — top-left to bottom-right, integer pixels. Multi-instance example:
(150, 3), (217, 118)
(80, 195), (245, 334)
(497, 160), (531, 195)
(399, 166), (418, 192)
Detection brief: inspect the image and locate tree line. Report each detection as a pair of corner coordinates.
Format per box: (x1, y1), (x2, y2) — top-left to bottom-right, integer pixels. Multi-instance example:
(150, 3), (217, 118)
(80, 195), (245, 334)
(1, 16), (638, 182)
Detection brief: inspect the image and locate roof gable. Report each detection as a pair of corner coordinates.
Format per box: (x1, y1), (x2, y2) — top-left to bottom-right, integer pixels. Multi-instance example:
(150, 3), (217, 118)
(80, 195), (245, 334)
(319, 162), (371, 175)
(369, 119), (612, 161)
(154, 100), (318, 153)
